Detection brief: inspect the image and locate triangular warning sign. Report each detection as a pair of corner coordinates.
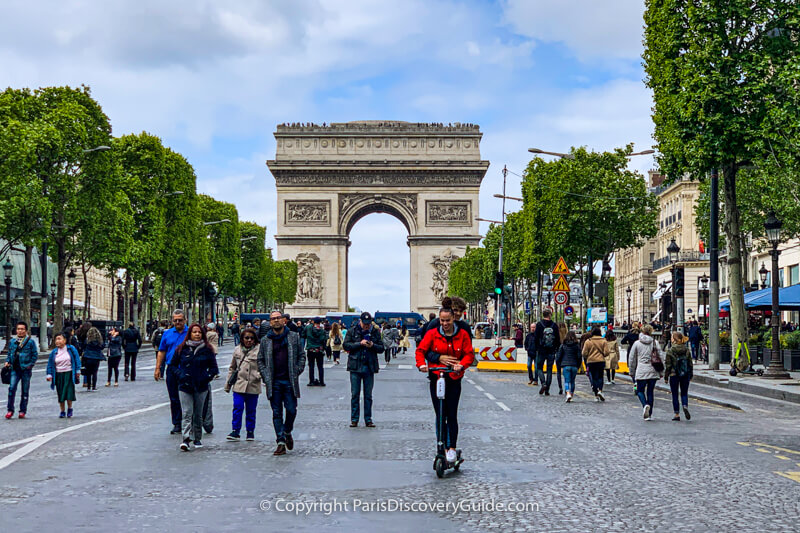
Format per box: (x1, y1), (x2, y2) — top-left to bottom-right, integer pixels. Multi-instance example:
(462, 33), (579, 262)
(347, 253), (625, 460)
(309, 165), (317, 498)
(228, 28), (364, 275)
(552, 275), (570, 292)
(551, 257), (570, 275)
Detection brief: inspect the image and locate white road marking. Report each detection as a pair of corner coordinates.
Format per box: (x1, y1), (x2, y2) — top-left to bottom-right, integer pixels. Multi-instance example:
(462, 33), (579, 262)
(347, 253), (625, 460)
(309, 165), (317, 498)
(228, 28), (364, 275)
(398, 364), (412, 369)
(0, 387), (223, 471)
(474, 385), (485, 392)
(466, 379), (475, 385)
(496, 402), (511, 411)
(484, 392), (496, 401)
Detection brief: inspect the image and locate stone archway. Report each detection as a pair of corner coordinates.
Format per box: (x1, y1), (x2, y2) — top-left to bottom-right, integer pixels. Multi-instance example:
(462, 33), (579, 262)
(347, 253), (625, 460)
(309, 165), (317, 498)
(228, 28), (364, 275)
(268, 121), (489, 317)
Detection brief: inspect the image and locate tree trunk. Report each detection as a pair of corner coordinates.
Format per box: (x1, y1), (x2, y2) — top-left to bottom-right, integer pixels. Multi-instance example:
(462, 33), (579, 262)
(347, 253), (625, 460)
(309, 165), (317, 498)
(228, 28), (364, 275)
(722, 164), (748, 354)
(139, 276), (149, 334)
(21, 245), (32, 324)
(123, 272), (131, 326)
(54, 238), (66, 336)
(81, 263), (89, 319)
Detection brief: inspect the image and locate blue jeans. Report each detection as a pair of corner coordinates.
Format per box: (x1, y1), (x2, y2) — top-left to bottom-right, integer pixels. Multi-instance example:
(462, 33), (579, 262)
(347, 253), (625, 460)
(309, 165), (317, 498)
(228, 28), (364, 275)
(526, 353), (535, 382)
(690, 342), (700, 360)
(669, 375), (691, 413)
(232, 391), (259, 432)
(636, 378), (657, 409)
(350, 371), (374, 423)
(270, 380), (297, 444)
(562, 366), (578, 394)
(535, 353), (548, 384)
(233, 333), (240, 346)
(7, 368), (32, 413)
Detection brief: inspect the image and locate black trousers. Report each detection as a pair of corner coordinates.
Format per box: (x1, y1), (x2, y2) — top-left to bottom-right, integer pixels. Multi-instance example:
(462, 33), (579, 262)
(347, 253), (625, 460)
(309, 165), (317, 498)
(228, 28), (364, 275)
(124, 351), (138, 380)
(429, 377), (462, 449)
(107, 356), (121, 383)
(84, 359), (100, 389)
(166, 364), (182, 427)
(307, 350), (324, 384)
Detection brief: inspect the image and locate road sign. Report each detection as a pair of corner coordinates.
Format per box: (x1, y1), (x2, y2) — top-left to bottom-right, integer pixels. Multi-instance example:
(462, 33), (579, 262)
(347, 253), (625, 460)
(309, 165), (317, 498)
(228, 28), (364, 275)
(564, 305), (574, 317)
(552, 275), (570, 292)
(524, 300), (530, 314)
(552, 256), (570, 275)
(554, 292), (568, 305)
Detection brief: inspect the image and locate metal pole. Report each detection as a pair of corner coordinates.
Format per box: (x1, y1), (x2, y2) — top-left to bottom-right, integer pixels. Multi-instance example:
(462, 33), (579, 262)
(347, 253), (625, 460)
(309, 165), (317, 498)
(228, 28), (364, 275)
(39, 243), (47, 346)
(627, 294), (631, 325)
(708, 168), (720, 369)
(765, 246), (790, 378)
(69, 286), (74, 325)
(496, 166), (507, 346)
(4, 280), (11, 352)
(676, 266), (684, 334)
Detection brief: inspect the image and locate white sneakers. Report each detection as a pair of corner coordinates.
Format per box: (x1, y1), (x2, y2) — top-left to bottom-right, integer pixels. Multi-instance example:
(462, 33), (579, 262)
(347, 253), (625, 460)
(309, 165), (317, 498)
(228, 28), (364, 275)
(446, 449), (457, 463)
(565, 392), (572, 403)
(643, 405), (652, 420)
(597, 390), (605, 402)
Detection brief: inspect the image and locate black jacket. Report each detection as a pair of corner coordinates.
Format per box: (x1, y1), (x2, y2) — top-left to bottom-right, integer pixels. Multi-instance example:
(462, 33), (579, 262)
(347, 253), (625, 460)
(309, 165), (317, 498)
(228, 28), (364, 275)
(621, 331), (639, 348)
(343, 324), (384, 374)
(176, 343), (219, 394)
(122, 327), (141, 353)
(556, 341), (582, 367)
(524, 332), (536, 355)
(534, 319), (561, 353)
(687, 325), (703, 343)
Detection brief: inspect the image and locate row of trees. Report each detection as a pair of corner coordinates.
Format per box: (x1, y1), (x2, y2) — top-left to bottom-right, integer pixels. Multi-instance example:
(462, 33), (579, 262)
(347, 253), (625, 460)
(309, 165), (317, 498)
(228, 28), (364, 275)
(0, 85), (296, 342)
(448, 146), (657, 328)
(644, 0), (800, 354)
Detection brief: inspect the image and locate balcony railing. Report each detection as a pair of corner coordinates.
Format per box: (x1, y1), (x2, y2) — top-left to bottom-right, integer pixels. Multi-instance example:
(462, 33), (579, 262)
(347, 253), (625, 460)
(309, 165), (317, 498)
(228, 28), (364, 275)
(653, 251), (711, 270)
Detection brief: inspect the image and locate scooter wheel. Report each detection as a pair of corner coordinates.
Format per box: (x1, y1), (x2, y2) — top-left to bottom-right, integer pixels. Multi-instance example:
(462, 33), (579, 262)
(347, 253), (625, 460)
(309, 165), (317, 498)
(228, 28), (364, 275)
(434, 457), (445, 478)
(729, 368), (738, 376)
(757, 369), (764, 376)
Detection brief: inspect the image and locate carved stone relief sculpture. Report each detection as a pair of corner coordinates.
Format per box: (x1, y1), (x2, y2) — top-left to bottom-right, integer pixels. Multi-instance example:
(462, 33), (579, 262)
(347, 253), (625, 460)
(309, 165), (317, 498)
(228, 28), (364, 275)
(285, 201), (330, 226)
(296, 252), (324, 302)
(430, 248), (458, 303)
(426, 201), (471, 226)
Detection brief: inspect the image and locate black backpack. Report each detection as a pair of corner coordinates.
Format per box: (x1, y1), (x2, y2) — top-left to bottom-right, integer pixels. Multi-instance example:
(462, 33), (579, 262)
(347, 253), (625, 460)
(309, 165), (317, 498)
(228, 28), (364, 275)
(541, 323), (556, 348)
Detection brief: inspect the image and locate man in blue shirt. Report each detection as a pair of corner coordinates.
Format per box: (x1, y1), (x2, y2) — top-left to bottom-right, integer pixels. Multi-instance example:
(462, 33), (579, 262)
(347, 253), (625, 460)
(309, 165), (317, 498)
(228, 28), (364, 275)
(155, 310), (189, 434)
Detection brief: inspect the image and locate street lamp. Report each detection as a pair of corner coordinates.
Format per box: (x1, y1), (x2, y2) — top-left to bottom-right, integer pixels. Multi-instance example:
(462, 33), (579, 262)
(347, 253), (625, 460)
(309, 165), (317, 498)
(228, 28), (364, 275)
(115, 278), (124, 323)
(148, 284), (155, 323)
(2, 259), (12, 355)
(86, 285), (92, 320)
(626, 286), (632, 326)
(763, 212), (790, 378)
(203, 219), (231, 226)
(68, 268), (76, 325)
(667, 237), (681, 330)
(759, 262), (769, 290)
(699, 274), (710, 326)
(82, 145), (111, 154)
(50, 281), (56, 324)
(175, 286), (183, 310)
(639, 286), (645, 323)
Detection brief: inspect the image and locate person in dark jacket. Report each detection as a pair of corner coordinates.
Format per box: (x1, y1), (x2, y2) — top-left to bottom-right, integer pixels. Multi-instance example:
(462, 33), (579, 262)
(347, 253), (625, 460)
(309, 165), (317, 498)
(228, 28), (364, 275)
(4, 321), (39, 419)
(282, 313), (299, 333)
(514, 324), (524, 348)
(343, 312), (384, 427)
(533, 309), (561, 395)
(524, 323), (538, 386)
(556, 330), (582, 402)
(106, 327), (124, 387)
(175, 324), (219, 451)
(417, 297), (473, 343)
(304, 318), (328, 386)
(230, 321), (241, 346)
(122, 323), (142, 382)
(686, 321), (703, 361)
(665, 332), (693, 421)
(81, 326), (105, 391)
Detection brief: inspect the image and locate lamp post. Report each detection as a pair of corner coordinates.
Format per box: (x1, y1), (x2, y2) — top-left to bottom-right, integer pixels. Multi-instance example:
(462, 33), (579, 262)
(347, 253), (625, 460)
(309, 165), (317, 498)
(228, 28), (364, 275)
(175, 286), (183, 310)
(86, 285), (92, 320)
(759, 262), (769, 290)
(50, 281), (56, 324)
(763, 212), (790, 379)
(659, 281), (667, 325)
(667, 237), (681, 332)
(626, 286), (632, 326)
(639, 286), (645, 323)
(2, 259), (13, 355)
(148, 285), (154, 323)
(699, 274), (710, 327)
(115, 278), (124, 323)
(67, 268), (76, 326)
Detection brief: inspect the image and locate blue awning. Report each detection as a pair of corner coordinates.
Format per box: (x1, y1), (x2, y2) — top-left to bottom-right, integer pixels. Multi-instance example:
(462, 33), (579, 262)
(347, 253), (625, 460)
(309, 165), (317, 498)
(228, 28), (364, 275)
(720, 285), (800, 311)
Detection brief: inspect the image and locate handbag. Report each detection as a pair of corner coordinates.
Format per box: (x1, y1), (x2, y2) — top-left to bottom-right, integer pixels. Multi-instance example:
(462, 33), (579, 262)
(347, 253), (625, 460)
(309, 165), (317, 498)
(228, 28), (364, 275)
(1, 365), (10, 385)
(650, 345), (665, 373)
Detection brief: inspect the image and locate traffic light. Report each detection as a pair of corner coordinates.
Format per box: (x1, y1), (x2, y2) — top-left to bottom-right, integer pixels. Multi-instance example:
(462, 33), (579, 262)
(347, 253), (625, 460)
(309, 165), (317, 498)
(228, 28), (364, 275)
(675, 267), (684, 297)
(494, 271), (504, 295)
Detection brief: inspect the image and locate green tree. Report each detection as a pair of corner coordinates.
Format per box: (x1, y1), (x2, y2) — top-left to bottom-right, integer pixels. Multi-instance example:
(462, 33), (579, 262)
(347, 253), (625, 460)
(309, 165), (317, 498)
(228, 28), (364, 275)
(644, 0), (799, 354)
(239, 221), (269, 309)
(272, 259), (298, 310)
(199, 195), (241, 294)
(448, 246), (492, 305)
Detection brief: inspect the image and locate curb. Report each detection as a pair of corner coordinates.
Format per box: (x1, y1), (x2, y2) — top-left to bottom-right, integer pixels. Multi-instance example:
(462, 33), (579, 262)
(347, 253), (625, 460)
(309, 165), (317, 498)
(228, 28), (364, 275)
(615, 373), (743, 411)
(690, 373), (800, 405)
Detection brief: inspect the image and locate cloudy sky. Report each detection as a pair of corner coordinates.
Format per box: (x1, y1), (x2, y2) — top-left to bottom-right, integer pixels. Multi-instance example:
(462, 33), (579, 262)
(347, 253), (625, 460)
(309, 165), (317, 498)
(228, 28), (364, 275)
(0, 0), (654, 312)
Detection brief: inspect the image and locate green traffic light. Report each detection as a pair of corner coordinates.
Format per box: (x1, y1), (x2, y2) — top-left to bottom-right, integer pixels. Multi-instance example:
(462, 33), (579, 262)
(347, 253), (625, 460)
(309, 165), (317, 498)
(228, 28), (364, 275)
(494, 288), (502, 294)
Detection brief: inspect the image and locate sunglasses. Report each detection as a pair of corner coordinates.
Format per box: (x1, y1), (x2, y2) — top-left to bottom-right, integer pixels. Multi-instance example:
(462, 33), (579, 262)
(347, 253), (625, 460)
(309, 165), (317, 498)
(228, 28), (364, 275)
(173, 318), (185, 322)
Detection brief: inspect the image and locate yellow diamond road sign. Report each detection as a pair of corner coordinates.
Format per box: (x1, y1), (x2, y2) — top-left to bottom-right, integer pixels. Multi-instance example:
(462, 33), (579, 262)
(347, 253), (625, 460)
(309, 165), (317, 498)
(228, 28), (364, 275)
(552, 275), (571, 292)
(552, 257), (570, 275)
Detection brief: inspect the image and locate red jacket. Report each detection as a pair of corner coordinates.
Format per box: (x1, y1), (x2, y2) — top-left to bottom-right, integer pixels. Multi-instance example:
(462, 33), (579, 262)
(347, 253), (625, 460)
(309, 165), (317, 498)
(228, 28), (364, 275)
(415, 325), (475, 380)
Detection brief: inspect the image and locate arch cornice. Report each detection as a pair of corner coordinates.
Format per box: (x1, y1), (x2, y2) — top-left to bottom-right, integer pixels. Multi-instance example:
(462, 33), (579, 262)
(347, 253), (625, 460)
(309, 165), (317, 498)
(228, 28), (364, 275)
(338, 193), (418, 236)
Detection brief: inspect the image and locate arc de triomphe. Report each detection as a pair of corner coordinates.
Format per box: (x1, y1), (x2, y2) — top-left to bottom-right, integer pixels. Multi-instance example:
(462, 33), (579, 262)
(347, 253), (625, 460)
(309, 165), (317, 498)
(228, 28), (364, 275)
(268, 121), (489, 318)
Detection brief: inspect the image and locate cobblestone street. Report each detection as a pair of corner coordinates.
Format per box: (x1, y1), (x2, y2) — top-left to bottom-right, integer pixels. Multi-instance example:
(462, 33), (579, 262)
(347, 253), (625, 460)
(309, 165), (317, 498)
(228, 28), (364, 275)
(1, 343), (799, 532)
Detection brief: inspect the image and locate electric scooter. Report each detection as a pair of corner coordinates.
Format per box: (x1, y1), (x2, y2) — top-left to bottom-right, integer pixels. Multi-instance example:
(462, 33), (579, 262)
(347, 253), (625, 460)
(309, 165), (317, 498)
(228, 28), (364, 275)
(429, 368), (464, 478)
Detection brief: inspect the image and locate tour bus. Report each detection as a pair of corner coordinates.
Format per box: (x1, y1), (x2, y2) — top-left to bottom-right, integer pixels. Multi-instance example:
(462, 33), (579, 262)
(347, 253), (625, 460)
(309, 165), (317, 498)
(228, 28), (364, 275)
(238, 313), (316, 327)
(374, 311), (427, 335)
(325, 312), (361, 329)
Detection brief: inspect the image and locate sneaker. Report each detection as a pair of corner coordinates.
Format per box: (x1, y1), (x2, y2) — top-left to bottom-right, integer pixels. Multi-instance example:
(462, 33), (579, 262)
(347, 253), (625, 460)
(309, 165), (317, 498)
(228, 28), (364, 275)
(246, 431), (255, 441)
(643, 405), (651, 419)
(313, 380), (321, 386)
(114, 383), (119, 387)
(597, 391), (605, 402)
(227, 431), (241, 441)
(273, 443), (287, 456)
(307, 382), (315, 387)
(180, 439), (191, 451)
(544, 389), (550, 396)
(528, 379), (534, 386)
(683, 406), (691, 421)
(285, 433), (293, 450)
(539, 386), (545, 395)
(170, 425), (182, 435)
(67, 408), (73, 418)
(318, 382), (326, 387)
(594, 397), (600, 403)
(565, 396), (570, 403)
(672, 415), (681, 421)
(5, 411), (12, 419)
(204, 427), (213, 435)
(59, 411), (66, 418)
(193, 440), (203, 448)
(365, 421), (376, 428)
(350, 421), (358, 427)
(445, 449), (457, 463)
(559, 389), (563, 395)
(611, 380), (616, 385)
(105, 382), (110, 387)
(18, 412), (25, 419)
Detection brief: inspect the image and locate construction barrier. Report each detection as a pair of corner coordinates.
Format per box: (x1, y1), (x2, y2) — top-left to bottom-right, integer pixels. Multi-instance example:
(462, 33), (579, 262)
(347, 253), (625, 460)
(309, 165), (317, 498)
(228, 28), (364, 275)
(477, 360), (630, 373)
(472, 339), (517, 362)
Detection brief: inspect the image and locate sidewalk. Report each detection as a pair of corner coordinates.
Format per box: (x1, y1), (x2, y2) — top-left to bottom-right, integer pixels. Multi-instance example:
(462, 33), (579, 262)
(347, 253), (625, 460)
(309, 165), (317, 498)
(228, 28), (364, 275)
(690, 363), (800, 404)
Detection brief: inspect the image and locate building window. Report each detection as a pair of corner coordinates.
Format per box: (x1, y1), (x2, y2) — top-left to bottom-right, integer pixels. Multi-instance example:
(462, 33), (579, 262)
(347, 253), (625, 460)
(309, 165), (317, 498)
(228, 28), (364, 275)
(678, 210), (682, 220)
(650, 252), (655, 263)
(790, 265), (799, 286)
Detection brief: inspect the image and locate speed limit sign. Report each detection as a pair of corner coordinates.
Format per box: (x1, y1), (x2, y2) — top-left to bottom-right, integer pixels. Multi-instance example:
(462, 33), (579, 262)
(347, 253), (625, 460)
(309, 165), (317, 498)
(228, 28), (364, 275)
(554, 292), (568, 305)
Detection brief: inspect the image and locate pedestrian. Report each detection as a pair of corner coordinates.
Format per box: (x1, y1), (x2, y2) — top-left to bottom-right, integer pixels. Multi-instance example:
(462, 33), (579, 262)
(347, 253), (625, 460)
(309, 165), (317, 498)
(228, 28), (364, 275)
(252, 318), (262, 339)
(581, 327), (609, 402)
(389, 322), (400, 358)
(514, 324), (524, 349)
(323, 321), (333, 361)
(4, 321), (38, 419)
(151, 320), (166, 351)
(418, 297), (473, 342)
(604, 329), (620, 385)
(45, 333), (81, 418)
(175, 324), (219, 451)
(205, 323), (219, 349)
(554, 322), (567, 394)
(75, 322), (91, 387)
(258, 310), (305, 456)
(416, 306), (475, 464)
(556, 330), (582, 402)
(225, 327), (262, 441)
(665, 331), (693, 421)
(230, 320), (241, 346)
(304, 317), (327, 386)
(106, 327), (123, 387)
(282, 313), (299, 333)
(155, 310), (190, 435)
(382, 323), (394, 364)
(217, 321), (224, 347)
(399, 325), (410, 354)
(687, 321), (702, 361)
(122, 322), (141, 382)
(201, 323), (219, 435)
(82, 326), (105, 392)
(524, 323), (537, 386)
(534, 309), (561, 396)
(329, 322), (344, 365)
(629, 324), (664, 420)
(343, 312), (384, 427)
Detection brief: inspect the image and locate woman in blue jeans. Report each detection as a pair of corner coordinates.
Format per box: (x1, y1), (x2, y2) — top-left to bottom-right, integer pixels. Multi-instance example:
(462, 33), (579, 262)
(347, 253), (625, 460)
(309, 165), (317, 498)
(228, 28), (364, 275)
(556, 330), (582, 402)
(629, 324), (663, 420)
(664, 331), (693, 421)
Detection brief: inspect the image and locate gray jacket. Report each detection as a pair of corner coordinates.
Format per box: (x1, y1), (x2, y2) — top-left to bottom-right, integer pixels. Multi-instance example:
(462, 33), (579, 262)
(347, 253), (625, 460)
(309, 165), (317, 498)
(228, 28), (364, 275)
(257, 330), (305, 400)
(630, 334), (663, 381)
